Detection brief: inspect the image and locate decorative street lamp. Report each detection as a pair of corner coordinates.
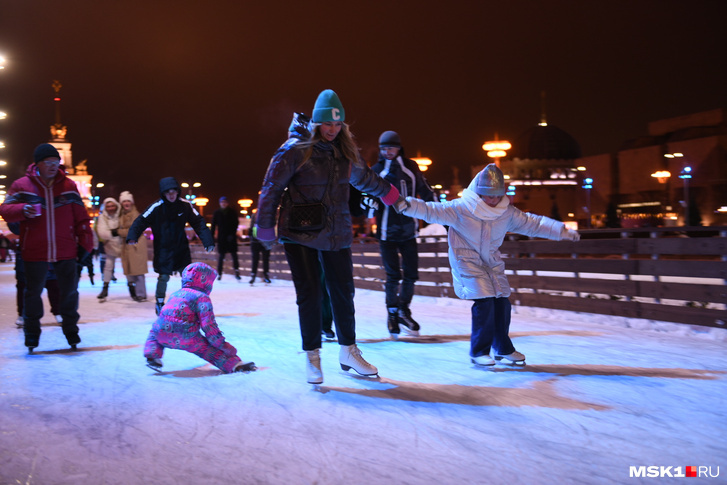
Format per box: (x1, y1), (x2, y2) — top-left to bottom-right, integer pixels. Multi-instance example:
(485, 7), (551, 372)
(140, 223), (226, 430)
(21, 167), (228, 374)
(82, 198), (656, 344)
(238, 198), (254, 215)
(181, 182), (201, 200)
(411, 154), (432, 172)
(482, 136), (511, 168)
(679, 166), (693, 226)
(582, 177), (594, 228)
(650, 170), (671, 184)
(651, 170), (672, 218)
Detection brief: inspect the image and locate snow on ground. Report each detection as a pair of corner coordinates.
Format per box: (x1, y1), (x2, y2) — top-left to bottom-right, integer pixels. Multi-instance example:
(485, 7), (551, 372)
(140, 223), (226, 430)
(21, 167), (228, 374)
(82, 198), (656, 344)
(0, 260), (725, 485)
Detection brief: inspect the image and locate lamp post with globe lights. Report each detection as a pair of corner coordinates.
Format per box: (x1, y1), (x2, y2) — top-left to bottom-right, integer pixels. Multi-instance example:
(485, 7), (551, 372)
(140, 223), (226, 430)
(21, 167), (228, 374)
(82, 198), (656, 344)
(650, 170), (672, 222)
(482, 136), (511, 168)
(679, 166), (693, 226)
(181, 182), (201, 201)
(193, 197), (209, 217)
(582, 177), (593, 228)
(410, 154), (432, 172)
(238, 198), (254, 216)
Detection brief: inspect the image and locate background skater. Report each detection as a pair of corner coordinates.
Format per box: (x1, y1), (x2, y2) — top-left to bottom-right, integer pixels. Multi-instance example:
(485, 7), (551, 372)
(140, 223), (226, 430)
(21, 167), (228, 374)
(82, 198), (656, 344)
(369, 130), (435, 338)
(127, 177), (215, 315)
(211, 196), (241, 281)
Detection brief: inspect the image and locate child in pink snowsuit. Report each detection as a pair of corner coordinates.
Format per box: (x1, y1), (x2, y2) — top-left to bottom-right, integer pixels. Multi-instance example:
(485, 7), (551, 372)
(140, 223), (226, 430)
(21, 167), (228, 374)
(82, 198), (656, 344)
(144, 262), (249, 373)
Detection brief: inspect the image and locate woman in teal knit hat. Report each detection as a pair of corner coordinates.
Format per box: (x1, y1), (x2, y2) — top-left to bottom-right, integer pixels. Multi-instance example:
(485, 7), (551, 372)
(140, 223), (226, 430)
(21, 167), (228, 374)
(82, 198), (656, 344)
(255, 89), (406, 384)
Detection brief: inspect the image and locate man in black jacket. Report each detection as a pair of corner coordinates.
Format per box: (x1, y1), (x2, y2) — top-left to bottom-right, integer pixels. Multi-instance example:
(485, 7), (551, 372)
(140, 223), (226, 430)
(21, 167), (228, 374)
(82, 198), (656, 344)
(127, 177), (215, 315)
(370, 131), (435, 338)
(211, 196), (241, 281)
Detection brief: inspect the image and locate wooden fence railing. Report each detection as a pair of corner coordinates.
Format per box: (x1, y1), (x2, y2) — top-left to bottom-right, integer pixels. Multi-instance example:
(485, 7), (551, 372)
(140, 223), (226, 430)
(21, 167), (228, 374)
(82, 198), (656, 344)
(190, 226), (727, 329)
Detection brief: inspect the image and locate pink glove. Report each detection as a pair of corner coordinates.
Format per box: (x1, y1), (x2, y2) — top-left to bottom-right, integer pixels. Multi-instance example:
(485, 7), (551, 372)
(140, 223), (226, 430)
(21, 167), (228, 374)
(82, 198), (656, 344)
(380, 184), (400, 206)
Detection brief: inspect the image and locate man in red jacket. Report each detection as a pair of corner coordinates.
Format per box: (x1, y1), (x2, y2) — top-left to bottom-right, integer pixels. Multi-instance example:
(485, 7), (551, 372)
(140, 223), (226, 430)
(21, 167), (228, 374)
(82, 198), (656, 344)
(0, 143), (94, 352)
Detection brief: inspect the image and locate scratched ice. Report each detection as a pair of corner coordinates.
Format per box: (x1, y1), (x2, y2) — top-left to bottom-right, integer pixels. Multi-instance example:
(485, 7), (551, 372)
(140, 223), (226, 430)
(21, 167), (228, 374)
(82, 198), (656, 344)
(0, 261), (724, 485)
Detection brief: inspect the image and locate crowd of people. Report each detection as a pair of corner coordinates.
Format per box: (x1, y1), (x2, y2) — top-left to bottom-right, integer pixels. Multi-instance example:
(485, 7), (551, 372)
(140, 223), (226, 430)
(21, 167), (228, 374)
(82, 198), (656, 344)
(0, 89), (581, 382)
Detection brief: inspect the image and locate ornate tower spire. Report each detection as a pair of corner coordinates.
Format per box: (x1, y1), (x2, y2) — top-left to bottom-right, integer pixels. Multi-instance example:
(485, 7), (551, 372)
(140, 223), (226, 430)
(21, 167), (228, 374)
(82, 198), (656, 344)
(50, 80), (67, 141)
(539, 90), (548, 127)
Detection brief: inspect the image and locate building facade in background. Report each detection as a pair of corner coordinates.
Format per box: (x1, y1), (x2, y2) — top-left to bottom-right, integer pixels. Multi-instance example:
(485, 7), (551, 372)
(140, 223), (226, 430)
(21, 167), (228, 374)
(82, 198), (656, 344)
(479, 108), (727, 228)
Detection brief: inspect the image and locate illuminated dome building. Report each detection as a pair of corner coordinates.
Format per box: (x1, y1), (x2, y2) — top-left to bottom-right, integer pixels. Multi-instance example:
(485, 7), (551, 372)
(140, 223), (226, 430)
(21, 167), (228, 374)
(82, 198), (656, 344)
(498, 112), (589, 226)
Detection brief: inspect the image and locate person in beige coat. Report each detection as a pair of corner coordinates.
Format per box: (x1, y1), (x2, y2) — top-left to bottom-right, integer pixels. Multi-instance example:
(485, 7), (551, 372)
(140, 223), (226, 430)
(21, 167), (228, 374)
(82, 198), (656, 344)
(117, 191), (148, 301)
(95, 197), (123, 300)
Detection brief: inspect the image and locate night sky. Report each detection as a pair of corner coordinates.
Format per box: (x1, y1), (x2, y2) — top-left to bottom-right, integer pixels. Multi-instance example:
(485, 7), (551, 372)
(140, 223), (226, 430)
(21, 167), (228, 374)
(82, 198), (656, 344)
(1, 0), (725, 212)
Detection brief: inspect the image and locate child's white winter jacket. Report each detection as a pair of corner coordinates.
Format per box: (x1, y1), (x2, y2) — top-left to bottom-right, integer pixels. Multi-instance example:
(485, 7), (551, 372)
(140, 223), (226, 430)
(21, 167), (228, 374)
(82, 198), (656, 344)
(403, 175), (566, 300)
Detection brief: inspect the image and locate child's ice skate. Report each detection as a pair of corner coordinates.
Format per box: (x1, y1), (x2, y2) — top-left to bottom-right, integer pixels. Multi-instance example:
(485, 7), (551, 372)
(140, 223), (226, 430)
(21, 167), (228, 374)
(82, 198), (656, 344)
(471, 354), (495, 367)
(146, 358), (163, 373)
(233, 361), (257, 373)
(494, 351), (526, 366)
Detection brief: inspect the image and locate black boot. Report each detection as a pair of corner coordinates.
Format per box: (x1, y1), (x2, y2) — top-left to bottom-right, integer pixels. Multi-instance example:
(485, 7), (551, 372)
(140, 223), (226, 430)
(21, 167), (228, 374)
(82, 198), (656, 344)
(128, 283), (137, 301)
(263, 273), (271, 284)
(249, 274), (256, 284)
(155, 298), (165, 316)
(97, 283), (109, 300)
(235, 269), (241, 281)
(387, 307), (400, 339)
(397, 306), (420, 336)
(89, 272), (95, 286)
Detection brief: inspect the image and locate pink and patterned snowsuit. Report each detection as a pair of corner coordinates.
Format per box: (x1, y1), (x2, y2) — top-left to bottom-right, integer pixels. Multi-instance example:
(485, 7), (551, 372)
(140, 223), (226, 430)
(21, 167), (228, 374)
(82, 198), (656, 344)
(144, 262), (242, 373)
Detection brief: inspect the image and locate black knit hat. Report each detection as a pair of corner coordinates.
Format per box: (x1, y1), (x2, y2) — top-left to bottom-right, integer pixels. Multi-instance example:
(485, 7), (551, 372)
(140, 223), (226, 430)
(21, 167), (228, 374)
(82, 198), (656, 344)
(159, 177), (181, 197)
(33, 143), (61, 163)
(378, 131), (401, 148)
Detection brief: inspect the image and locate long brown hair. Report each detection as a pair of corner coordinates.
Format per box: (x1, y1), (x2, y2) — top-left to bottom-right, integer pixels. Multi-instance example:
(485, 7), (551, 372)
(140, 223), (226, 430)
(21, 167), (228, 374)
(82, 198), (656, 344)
(298, 122), (364, 168)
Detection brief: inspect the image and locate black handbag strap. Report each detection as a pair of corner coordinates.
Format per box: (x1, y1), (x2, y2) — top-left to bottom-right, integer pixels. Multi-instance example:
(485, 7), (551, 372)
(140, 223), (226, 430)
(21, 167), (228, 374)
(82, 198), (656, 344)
(287, 147), (336, 205)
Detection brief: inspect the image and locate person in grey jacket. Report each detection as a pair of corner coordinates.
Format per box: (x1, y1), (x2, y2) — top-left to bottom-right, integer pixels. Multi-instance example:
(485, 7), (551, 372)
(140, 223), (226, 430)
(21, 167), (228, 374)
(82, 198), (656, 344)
(254, 89), (405, 384)
(400, 163), (580, 367)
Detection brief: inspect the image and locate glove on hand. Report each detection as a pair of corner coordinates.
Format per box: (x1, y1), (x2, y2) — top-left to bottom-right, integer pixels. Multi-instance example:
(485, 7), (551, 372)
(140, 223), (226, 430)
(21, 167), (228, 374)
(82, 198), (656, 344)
(562, 228), (581, 241)
(76, 246), (92, 267)
(205, 245), (216, 253)
(111, 228), (119, 238)
(253, 225), (276, 242)
(360, 196), (380, 211)
(393, 195), (411, 214)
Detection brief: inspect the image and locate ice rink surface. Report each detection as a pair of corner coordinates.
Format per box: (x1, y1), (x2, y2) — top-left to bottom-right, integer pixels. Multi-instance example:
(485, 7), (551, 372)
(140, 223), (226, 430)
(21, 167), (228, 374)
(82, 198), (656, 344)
(0, 261), (725, 484)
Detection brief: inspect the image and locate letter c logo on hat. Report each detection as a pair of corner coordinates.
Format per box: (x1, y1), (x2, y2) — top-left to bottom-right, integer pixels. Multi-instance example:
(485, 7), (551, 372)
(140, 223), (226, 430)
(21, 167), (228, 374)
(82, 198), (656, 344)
(332, 108), (341, 121)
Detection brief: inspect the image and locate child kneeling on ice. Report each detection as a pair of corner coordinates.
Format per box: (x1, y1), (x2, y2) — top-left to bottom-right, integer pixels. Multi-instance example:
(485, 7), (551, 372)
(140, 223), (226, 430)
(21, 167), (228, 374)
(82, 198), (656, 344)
(397, 163), (580, 366)
(144, 262), (254, 373)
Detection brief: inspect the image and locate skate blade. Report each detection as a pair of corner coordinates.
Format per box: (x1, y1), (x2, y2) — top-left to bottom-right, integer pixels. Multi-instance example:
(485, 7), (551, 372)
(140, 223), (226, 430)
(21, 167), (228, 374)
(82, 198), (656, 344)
(471, 359), (496, 369)
(235, 362), (257, 373)
(146, 364), (164, 373)
(400, 327), (420, 337)
(494, 357), (526, 366)
(340, 365), (379, 378)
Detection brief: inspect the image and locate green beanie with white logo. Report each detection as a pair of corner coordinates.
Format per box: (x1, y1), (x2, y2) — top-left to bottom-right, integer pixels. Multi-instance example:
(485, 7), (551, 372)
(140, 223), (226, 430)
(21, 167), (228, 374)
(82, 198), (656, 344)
(311, 89), (345, 123)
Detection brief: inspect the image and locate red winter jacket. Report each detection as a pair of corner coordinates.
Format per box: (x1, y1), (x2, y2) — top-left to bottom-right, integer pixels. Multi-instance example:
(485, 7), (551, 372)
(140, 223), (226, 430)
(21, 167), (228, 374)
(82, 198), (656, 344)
(0, 164), (94, 262)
